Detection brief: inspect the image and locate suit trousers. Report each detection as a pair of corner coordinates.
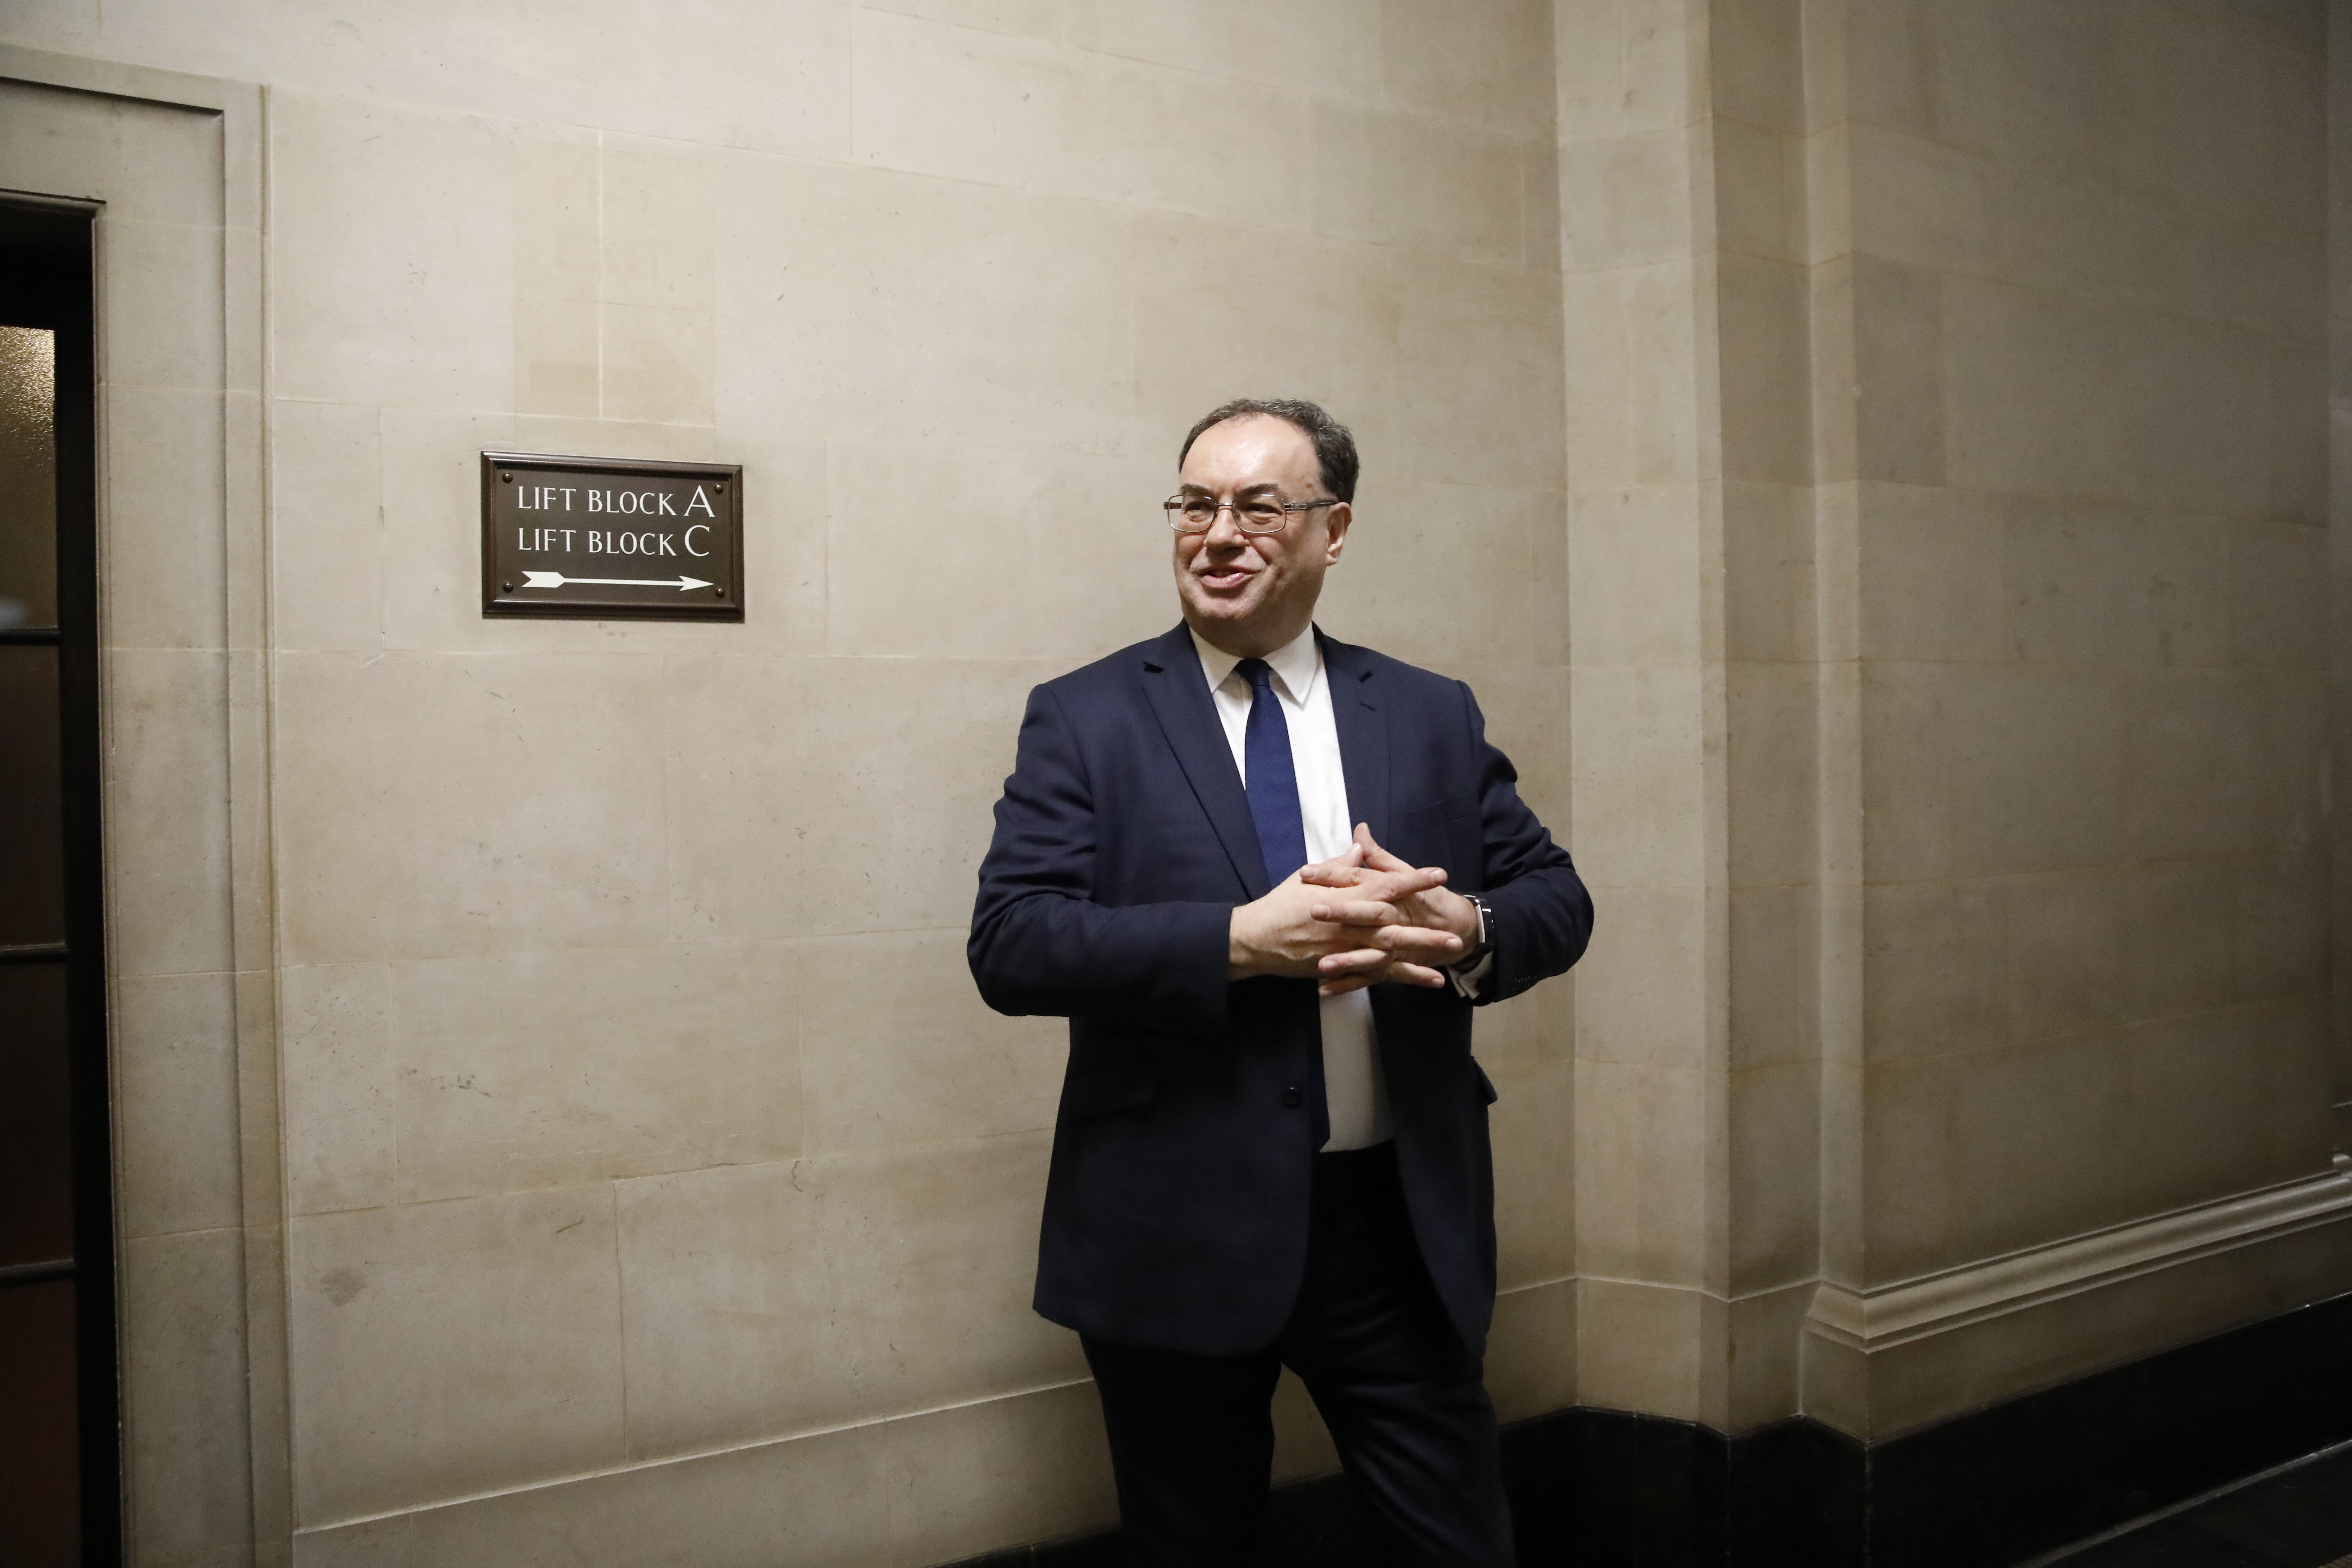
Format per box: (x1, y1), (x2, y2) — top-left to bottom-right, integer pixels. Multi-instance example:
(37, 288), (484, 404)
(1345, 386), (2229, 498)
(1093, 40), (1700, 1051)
(1079, 1143), (1514, 1567)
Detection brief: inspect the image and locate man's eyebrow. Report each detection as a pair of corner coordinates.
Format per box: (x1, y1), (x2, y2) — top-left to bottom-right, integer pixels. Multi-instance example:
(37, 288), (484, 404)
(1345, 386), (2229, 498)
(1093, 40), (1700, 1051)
(1176, 481), (1284, 497)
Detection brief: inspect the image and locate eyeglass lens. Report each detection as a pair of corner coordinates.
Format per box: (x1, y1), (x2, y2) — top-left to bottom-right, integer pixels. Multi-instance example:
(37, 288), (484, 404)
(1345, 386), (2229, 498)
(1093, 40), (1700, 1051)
(1167, 498), (1288, 531)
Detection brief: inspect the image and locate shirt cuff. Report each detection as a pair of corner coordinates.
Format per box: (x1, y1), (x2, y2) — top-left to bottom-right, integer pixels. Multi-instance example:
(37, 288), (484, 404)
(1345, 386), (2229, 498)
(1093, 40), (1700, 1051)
(1447, 950), (1494, 999)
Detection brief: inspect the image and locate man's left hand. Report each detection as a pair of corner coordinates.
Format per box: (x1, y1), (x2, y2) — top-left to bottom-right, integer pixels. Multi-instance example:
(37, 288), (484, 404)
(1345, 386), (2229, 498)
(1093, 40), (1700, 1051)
(1298, 824), (1482, 997)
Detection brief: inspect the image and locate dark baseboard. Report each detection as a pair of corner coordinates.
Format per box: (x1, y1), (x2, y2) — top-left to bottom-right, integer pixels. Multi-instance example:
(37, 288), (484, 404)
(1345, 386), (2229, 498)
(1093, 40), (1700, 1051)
(949, 1289), (2352, 1567)
(968, 1469), (1375, 1568)
(1860, 1286), (2352, 1567)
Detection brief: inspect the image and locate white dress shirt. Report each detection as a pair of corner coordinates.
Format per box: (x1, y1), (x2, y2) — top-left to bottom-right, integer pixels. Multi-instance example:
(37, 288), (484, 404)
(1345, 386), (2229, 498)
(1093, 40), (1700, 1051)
(1190, 625), (1394, 1151)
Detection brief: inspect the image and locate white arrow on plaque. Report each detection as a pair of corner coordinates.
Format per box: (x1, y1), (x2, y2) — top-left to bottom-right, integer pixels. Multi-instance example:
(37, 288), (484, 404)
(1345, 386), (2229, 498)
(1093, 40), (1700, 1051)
(521, 571), (714, 592)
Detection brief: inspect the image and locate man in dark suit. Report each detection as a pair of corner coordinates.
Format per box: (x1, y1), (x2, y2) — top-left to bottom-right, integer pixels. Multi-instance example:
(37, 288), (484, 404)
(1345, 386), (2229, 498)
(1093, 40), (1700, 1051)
(969, 398), (1592, 1565)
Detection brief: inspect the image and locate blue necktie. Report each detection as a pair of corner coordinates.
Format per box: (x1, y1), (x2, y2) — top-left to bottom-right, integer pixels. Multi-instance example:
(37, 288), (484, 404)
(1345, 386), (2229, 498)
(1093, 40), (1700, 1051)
(1237, 658), (1328, 1150)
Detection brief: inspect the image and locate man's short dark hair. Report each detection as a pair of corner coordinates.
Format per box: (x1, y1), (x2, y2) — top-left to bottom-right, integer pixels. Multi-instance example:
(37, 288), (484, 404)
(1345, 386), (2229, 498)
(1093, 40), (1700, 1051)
(1179, 398), (1360, 504)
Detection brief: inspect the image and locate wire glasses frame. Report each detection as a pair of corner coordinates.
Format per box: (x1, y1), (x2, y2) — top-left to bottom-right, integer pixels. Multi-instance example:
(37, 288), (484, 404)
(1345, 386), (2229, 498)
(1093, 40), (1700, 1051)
(1162, 495), (1342, 534)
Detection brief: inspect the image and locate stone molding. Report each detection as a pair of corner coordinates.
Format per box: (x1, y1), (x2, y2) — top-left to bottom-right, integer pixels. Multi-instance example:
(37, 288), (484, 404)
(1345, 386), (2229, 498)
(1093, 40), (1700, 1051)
(1, 42), (280, 1566)
(1806, 1167), (2352, 1352)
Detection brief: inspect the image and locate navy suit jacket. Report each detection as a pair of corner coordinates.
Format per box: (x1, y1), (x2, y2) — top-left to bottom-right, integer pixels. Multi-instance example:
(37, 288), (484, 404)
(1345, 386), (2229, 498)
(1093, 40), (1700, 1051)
(969, 623), (1592, 1357)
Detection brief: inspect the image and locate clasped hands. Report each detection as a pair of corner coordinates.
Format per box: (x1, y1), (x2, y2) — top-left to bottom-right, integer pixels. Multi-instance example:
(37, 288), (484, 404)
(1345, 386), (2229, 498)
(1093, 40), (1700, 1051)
(1228, 824), (1480, 997)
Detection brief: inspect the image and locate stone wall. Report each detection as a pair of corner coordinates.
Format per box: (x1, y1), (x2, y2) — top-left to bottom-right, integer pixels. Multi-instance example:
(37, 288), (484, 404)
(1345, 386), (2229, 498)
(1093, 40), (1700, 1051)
(4, 4), (1573, 1563)
(1556, 0), (2347, 1446)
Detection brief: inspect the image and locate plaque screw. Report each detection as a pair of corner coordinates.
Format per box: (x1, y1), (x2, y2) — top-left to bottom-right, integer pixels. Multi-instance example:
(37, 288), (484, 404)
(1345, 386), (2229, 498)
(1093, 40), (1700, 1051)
(716, 586), (726, 596)
(503, 581), (513, 592)
(715, 483), (727, 493)
(501, 472), (513, 482)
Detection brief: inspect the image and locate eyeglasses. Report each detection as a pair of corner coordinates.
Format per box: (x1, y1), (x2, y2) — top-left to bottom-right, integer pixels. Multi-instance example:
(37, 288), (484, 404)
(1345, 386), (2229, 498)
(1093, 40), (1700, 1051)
(1163, 494), (1341, 534)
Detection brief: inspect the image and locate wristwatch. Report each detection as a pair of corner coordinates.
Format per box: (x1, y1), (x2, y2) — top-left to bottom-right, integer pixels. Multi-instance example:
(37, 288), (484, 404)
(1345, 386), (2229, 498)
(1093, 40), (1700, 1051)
(1455, 891), (1493, 968)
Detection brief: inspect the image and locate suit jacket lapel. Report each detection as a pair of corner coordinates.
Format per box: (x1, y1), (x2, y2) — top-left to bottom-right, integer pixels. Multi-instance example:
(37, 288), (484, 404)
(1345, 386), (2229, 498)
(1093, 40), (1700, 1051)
(1320, 630), (1390, 852)
(1140, 623), (1268, 900)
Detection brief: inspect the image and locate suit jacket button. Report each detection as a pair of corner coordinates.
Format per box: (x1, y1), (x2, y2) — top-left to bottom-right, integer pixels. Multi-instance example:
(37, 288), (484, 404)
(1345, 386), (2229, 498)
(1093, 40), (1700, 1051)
(1281, 1086), (1304, 1109)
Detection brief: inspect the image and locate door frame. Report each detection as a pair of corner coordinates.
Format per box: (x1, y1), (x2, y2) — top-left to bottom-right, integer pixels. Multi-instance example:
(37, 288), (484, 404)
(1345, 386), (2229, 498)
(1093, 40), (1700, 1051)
(0, 47), (277, 1567)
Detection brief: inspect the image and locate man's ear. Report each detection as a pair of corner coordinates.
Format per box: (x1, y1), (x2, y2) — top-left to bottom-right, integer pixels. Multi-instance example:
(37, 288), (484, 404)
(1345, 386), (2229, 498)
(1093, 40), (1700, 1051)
(1323, 502), (1352, 563)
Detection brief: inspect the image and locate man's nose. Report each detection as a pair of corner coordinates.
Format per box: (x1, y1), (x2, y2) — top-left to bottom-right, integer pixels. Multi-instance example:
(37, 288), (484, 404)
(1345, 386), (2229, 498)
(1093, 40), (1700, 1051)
(1201, 503), (1250, 546)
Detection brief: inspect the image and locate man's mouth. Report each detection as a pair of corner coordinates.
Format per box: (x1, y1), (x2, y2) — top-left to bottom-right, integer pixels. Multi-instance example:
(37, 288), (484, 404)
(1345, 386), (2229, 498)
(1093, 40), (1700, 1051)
(1196, 566), (1255, 592)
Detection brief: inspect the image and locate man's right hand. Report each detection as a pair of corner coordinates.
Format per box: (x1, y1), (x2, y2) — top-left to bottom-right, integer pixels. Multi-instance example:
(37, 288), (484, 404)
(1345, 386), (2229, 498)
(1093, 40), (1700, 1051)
(1227, 845), (1463, 986)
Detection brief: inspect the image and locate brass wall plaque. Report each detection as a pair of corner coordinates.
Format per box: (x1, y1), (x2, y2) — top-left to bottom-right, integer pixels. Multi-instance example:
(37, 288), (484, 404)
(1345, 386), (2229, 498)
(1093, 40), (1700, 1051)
(480, 451), (744, 621)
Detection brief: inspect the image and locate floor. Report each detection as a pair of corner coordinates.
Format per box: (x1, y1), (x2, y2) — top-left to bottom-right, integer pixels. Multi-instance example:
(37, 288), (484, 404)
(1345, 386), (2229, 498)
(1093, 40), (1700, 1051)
(2043, 1445), (2352, 1568)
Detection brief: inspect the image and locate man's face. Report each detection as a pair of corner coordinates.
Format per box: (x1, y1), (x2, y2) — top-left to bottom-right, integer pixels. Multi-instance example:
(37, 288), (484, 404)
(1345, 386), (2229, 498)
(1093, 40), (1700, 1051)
(1172, 415), (1351, 657)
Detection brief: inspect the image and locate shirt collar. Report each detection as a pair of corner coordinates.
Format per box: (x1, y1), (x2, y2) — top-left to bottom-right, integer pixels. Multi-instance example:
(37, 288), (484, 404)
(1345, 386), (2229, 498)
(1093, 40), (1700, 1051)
(1189, 623), (1321, 706)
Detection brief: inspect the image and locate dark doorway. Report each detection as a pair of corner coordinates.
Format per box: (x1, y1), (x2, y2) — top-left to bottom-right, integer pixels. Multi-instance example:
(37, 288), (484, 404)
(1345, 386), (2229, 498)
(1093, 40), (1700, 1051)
(0, 200), (119, 1568)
